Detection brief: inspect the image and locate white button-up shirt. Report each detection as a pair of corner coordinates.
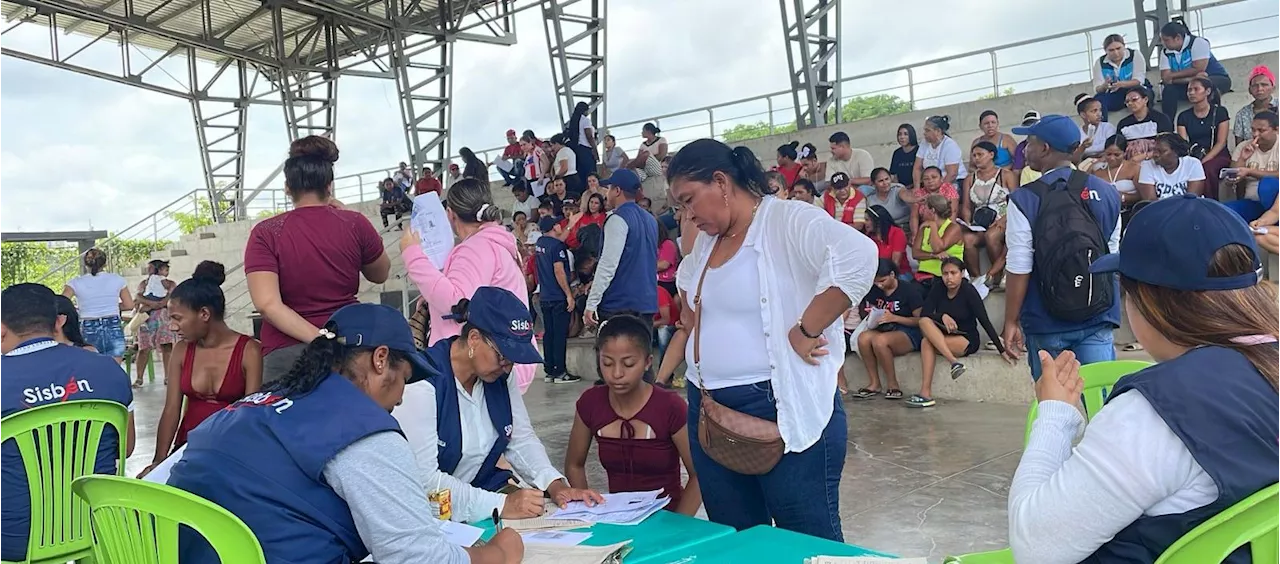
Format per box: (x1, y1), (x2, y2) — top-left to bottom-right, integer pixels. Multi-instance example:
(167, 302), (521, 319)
(395, 373), (564, 523)
(677, 196), (878, 452)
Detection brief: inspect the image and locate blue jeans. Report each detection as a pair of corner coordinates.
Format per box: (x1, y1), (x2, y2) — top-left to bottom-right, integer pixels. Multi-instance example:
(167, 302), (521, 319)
(1224, 177), (1279, 223)
(540, 301), (570, 377)
(81, 316), (125, 358)
(687, 382), (847, 541)
(1025, 325), (1116, 381)
(654, 325), (675, 370)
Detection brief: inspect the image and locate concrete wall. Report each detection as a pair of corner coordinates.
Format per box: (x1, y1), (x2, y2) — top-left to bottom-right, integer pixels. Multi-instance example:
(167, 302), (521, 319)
(735, 52), (1279, 168)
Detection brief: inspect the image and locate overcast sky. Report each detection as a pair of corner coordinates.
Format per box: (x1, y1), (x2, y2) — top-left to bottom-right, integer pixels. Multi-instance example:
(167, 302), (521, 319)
(1, 0), (1273, 233)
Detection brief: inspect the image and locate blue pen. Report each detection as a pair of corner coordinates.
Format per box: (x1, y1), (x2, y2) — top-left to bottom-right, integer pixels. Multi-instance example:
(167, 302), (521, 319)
(492, 508), (502, 533)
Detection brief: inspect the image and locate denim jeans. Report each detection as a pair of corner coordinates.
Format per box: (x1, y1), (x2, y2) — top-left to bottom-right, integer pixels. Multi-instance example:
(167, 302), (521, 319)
(1025, 324), (1116, 381)
(654, 325), (675, 369)
(540, 300), (570, 377)
(1224, 177), (1279, 223)
(687, 382), (847, 541)
(81, 316), (125, 358)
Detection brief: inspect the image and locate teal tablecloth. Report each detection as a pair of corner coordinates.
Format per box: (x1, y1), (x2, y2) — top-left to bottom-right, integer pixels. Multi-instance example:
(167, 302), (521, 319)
(476, 510), (736, 563)
(638, 525), (895, 564)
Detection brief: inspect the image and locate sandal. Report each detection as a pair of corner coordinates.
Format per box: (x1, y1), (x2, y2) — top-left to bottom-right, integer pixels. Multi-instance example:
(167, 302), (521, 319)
(883, 389), (904, 400)
(905, 394), (936, 408)
(1122, 342), (1145, 352)
(950, 362), (966, 380)
(132, 379), (144, 389)
(851, 388), (880, 399)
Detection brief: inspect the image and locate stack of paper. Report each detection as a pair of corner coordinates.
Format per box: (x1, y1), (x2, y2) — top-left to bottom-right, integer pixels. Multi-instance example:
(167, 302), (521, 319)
(550, 489), (670, 526)
(803, 557), (927, 564)
(505, 514), (592, 532)
(439, 521), (484, 547)
(522, 540), (631, 564)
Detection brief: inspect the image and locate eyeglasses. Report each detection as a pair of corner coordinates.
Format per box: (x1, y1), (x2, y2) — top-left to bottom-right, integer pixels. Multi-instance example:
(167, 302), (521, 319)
(482, 334), (506, 365)
(1125, 97), (1143, 104)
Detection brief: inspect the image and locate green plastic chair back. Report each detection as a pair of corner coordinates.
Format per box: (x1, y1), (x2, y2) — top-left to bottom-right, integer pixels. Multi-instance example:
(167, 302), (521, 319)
(1156, 483), (1279, 564)
(0, 399), (128, 564)
(941, 547), (1012, 563)
(71, 475), (266, 564)
(1023, 360), (1153, 445)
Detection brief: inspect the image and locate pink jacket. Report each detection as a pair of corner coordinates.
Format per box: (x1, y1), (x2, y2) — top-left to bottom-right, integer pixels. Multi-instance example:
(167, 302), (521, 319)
(403, 222), (538, 392)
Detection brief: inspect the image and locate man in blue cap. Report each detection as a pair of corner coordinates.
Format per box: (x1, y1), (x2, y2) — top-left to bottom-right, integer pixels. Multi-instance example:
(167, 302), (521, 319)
(1003, 114), (1123, 381)
(167, 302), (526, 564)
(1, 283), (135, 563)
(584, 168), (658, 328)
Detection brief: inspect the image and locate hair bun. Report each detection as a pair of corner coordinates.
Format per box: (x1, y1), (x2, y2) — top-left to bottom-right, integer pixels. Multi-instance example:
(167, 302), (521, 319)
(190, 260), (226, 286)
(288, 135), (340, 163)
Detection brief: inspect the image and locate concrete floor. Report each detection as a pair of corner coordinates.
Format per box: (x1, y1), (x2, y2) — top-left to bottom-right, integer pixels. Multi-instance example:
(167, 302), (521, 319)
(125, 373), (1025, 562)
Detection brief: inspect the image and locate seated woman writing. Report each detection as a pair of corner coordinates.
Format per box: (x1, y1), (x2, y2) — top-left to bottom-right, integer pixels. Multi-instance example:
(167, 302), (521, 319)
(141, 261), (261, 476)
(566, 315), (702, 515)
(395, 286), (603, 523)
(911, 258), (1007, 408)
(166, 302), (525, 564)
(1009, 197), (1278, 564)
(912, 194), (965, 287)
(852, 259), (925, 401)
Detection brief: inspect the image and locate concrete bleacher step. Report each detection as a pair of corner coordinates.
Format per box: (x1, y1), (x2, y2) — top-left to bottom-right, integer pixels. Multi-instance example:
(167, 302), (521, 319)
(557, 325), (1151, 406)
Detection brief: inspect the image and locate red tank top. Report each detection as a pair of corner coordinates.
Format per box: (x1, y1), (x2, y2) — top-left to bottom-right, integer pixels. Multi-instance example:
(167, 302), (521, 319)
(174, 334), (252, 451)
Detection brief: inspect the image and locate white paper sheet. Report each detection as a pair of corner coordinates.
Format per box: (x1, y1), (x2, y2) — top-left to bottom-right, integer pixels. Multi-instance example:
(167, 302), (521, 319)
(440, 521), (484, 547)
(411, 192), (456, 268)
(954, 218), (987, 232)
(142, 444), (186, 484)
(520, 530), (592, 546)
(505, 515), (592, 532)
(521, 541), (631, 564)
(552, 494), (669, 526)
(848, 307), (886, 350)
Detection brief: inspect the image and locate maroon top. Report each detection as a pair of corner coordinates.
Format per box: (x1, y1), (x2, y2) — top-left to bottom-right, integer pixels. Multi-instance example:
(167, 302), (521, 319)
(174, 334), (251, 450)
(575, 385), (688, 508)
(244, 206), (384, 354)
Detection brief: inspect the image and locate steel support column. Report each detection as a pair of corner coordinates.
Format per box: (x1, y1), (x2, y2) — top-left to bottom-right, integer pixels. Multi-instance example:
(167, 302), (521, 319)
(390, 0), (453, 175)
(273, 4), (340, 141)
(779, 0), (840, 129)
(542, 0), (606, 134)
(190, 56), (251, 221)
(1132, 0), (1183, 65)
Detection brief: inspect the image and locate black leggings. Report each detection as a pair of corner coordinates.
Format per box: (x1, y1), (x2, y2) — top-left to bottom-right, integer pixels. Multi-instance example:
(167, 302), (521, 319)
(1161, 74), (1232, 119)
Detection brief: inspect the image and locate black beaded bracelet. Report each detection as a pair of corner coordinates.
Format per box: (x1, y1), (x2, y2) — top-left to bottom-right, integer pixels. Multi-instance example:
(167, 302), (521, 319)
(796, 318), (822, 339)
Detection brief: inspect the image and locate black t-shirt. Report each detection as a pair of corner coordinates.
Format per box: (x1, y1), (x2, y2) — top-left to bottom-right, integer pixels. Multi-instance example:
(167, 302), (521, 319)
(534, 235), (571, 302)
(1117, 111), (1174, 140)
(890, 146), (918, 187)
(1176, 106), (1230, 152)
(859, 281), (924, 325)
(541, 194), (564, 217)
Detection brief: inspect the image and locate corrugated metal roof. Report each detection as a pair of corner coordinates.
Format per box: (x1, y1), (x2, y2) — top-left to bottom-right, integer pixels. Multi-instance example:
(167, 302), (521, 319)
(1, 0), (468, 65)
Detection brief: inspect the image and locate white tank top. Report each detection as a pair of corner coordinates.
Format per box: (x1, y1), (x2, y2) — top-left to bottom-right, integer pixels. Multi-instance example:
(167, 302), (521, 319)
(67, 273), (127, 319)
(969, 170), (1010, 216)
(685, 246), (772, 390)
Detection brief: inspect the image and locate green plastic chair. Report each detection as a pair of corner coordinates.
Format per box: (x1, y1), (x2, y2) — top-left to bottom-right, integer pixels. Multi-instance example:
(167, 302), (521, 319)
(1023, 359), (1153, 445)
(0, 399), (128, 564)
(71, 475), (266, 564)
(1156, 483), (1279, 564)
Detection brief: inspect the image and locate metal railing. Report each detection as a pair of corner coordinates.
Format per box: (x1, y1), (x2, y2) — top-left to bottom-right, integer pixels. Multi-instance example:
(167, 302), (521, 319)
(600, 0), (1277, 153)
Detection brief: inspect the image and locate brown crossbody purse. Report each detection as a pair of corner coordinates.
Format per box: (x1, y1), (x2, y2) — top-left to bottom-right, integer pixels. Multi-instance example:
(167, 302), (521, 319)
(691, 238), (785, 475)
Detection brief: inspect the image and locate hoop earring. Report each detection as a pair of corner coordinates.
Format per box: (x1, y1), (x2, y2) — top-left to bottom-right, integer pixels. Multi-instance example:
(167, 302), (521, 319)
(468, 347), (475, 359)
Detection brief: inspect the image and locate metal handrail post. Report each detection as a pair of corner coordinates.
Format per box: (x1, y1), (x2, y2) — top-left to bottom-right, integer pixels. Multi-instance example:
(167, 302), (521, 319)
(990, 51), (999, 97)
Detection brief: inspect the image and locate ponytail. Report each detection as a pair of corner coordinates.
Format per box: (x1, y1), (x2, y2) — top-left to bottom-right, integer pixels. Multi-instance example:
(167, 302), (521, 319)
(777, 141), (799, 161)
(926, 115), (952, 136)
(666, 139), (768, 198)
(445, 178), (501, 224)
(450, 298), (482, 340)
(83, 248), (107, 276)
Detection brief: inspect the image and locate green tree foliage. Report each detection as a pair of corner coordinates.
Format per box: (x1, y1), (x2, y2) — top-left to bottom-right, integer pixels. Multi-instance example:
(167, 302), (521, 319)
(168, 198), (232, 235)
(978, 87), (1017, 100)
(2, 238), (170, 291)
(721, 94), (914, 143)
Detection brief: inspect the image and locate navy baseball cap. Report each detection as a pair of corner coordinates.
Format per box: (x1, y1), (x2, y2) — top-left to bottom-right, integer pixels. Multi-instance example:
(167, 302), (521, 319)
(327, 303), (439, 384)
(829, 172), (850, 189)
(445, 286), (543, 364)
(537, 215), (561, 233)
(1090, 195), (1262, 291)
(602, 169), (643, 195)
(1012, 114), (1080, 153)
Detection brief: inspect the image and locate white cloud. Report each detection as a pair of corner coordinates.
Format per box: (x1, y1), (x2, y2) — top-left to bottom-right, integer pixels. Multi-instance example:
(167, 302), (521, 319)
(1, 0), (1275, 232)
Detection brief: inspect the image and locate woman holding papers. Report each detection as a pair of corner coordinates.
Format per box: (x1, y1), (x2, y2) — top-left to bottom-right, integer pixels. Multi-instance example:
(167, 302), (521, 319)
(394, 287), (604, 523)
(566, 315), (703, 515)
(666, 139), (876, 542)
(165, 302), (524, 564)
(400, 177), (539, 393)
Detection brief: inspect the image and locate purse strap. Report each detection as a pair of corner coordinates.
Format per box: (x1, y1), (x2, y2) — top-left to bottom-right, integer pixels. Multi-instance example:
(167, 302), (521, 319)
(691, 236), (724, 385)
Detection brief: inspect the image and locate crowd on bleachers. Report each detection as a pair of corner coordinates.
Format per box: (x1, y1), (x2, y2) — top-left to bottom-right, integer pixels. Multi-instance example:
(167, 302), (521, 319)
(2, 20), (1277, 564)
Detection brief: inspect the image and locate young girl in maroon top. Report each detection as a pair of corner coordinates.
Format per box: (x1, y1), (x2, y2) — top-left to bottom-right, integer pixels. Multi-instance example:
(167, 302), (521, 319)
(566, 315), (702, 515)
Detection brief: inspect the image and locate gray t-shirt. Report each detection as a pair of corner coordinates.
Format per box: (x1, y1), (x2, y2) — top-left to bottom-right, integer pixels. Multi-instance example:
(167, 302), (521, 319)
(324, 431), (471, 564)
(859, 184), (912, 225)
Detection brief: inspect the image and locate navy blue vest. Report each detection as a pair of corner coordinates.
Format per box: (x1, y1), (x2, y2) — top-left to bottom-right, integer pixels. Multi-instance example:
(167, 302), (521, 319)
(1, 338), (133, 562)
(424, 339), (515, 491)
(1084, 346), (1278, 563)
(1164, 36), (1228, 77)
(1008, 168), (1122, 334)
(167, 373), (401, 564)
(600, 201), (659, 315)
(1099, 49), (1151, 85)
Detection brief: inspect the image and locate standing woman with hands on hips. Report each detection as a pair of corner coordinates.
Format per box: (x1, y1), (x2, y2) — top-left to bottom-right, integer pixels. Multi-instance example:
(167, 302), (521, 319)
(667, 139), (877, 540)
(393, 287), (604, 522)
(1008, 196), (1278, 564)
